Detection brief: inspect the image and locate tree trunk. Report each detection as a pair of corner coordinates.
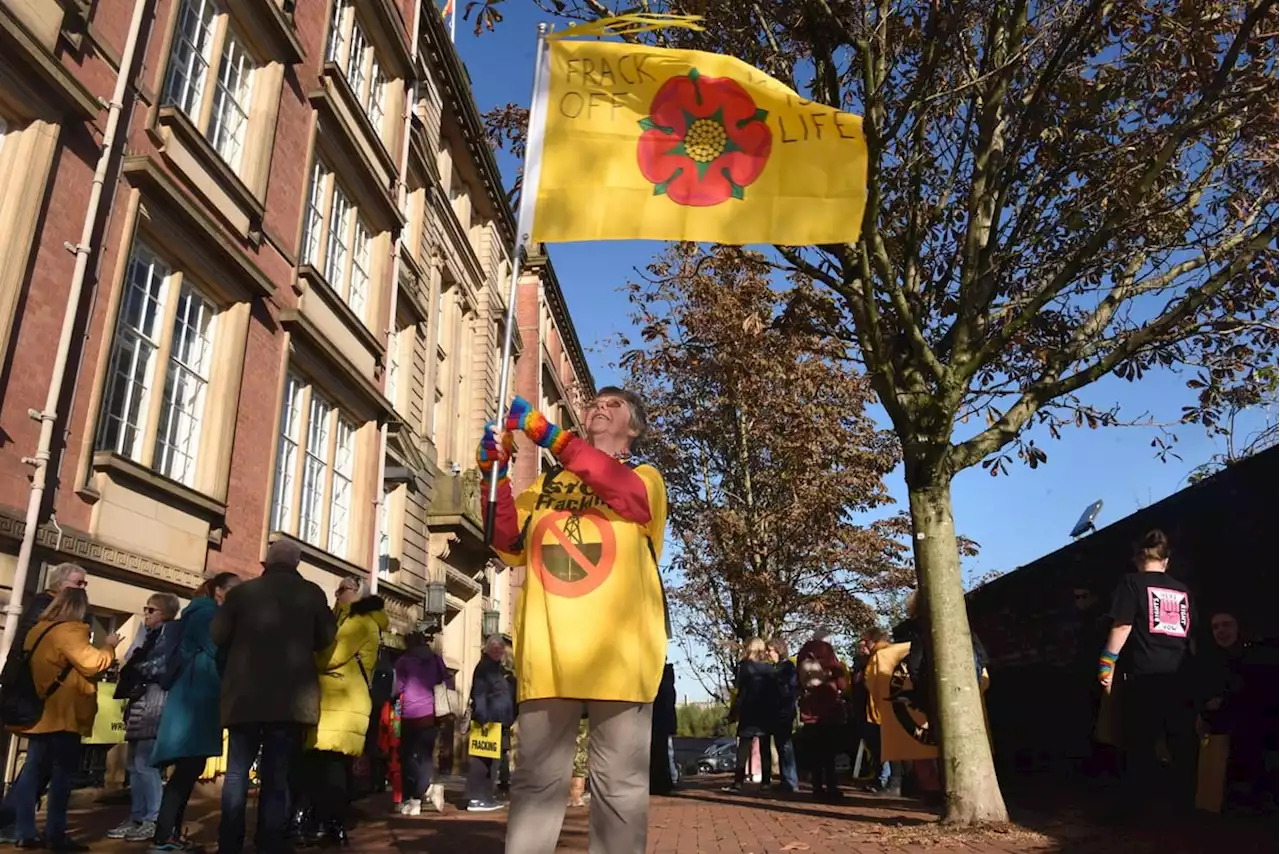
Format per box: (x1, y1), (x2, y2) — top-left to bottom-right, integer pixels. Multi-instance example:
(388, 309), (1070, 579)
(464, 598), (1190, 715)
(906, 475), (1009, 825)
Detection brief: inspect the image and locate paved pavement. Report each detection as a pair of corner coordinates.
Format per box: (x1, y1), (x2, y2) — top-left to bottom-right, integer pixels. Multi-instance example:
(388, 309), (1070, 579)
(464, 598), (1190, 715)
(61, 775), (1274, 853)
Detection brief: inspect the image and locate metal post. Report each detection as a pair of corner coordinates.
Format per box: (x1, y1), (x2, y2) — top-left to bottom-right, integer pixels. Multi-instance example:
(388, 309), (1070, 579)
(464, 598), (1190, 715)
(484, 22), (551, 546)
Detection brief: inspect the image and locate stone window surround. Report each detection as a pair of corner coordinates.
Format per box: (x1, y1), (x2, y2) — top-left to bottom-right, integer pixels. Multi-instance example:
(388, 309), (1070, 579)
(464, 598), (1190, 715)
(309, 67), (402, 234)
(263, 324), (392, 568)
(75, 173), (268, 512)
(300, 161), (378, 328)
(92, 242), (221, 489)
(268, 368), (363, 562)
(149, 0), (297, 203)
(378, 481), (406, 579)
(325, 0), (415, 124)
(0, 112), (60, 376)
(0, 2), (102, 380)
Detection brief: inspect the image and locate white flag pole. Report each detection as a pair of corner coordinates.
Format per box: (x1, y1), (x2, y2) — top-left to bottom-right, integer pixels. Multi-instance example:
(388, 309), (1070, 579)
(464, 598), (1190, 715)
(450, 1), (457, 42)
(485, 22), (552, 546)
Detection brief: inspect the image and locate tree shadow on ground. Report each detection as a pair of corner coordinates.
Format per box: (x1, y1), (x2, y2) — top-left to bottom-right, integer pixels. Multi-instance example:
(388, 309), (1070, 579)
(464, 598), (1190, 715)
(665, 786), (936, 827)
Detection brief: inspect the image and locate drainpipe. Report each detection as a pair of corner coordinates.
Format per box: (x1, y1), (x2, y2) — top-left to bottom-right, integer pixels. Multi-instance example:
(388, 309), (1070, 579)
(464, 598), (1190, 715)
(0, 0), (154, 670)
(371, 0), (424, 596)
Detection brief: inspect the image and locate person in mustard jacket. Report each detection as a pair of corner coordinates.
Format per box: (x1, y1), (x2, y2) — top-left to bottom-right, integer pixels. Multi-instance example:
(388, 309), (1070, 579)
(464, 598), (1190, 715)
(0, 586), (122, 850)
(295, 577), (386, 847)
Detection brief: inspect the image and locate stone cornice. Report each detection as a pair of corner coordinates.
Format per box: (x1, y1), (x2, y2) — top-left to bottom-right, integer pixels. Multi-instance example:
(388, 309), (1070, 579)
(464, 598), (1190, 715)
(416, 4), (515, 249)
(0, 509), (204, 591)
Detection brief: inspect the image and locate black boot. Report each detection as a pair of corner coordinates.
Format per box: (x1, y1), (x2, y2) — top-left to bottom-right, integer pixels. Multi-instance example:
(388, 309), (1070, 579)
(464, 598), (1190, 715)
(324, 819), (349, 848)
(298, 807), (323, 847)
(286, 806), (305, 842)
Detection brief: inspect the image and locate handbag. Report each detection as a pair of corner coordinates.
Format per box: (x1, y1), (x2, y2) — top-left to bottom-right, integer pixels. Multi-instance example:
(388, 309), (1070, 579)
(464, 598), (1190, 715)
(432, 681), (460, 720)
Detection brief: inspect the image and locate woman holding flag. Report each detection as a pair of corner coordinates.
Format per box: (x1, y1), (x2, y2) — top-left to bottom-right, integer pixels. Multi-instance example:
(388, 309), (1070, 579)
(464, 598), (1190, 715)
(479, 388), (667, 854)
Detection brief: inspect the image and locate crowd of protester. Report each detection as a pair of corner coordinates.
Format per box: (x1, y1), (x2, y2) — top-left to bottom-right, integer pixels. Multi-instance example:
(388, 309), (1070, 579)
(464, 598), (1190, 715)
(0, 387), (1272, 854)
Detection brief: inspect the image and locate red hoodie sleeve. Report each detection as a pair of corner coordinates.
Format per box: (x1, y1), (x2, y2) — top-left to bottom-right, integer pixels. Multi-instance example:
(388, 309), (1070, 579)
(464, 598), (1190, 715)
(556, 436), (653, 525)
(480, 478), (522, 554)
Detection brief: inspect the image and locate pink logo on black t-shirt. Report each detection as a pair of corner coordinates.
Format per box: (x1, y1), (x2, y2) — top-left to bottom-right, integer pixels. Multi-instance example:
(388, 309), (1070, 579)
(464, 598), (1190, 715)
(1147, 587), (1190, 637)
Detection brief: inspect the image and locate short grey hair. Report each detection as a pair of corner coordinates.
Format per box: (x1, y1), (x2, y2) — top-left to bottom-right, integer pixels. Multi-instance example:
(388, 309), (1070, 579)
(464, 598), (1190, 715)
(339, 576), (370, 599)
(46, 563), (85, 593)
(594, 386), (648, 443)
(484, 634), (505, 652)
(148, 592), (181, 620)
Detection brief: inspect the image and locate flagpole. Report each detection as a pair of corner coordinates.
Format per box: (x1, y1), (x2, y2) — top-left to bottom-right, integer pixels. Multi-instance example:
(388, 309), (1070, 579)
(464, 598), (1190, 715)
(485, 22), (552, 547)
(450, 3), (457, 41)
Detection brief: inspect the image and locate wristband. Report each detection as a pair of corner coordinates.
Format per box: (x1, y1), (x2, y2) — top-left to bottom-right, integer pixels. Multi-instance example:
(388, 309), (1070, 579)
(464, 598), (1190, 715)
(1098, 649), (1118, 681)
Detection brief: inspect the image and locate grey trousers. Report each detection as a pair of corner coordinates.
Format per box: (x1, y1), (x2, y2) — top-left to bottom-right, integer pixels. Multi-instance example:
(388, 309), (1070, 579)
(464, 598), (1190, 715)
(505, 699), (653, 854)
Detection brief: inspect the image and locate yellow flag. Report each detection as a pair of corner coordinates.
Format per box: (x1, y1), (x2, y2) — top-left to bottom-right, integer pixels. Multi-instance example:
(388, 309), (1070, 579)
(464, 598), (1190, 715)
(530, 40), (868, 246)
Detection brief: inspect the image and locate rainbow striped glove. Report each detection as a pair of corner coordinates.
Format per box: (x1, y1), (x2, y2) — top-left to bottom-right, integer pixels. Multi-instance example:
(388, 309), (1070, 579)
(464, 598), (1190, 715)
(1098, 649), (1118, 683)
(505, 396), (572, 456)
(476, 422), (515, 484)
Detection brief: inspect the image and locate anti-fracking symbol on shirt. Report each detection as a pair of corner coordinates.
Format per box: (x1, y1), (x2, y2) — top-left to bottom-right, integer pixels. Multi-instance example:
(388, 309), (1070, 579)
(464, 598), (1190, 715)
(529, 507), (617, 599)
(888, 658), (936, 747)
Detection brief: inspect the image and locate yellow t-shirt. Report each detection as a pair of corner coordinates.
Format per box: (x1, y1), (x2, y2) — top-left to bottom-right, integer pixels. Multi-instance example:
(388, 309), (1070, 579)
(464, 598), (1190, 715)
(500, 463), (667, 703)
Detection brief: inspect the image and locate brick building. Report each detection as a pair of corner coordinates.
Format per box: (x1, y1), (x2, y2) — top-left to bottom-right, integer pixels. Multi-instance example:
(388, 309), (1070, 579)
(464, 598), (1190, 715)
(505, 245), (595, 622)
(0, 1), (591, 726)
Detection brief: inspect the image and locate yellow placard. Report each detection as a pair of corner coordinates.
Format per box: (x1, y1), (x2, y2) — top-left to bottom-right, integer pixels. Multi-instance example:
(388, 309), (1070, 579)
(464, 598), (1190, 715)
(468, 722), (502, 760)
(868, 643), (990, 762)
(533, 40), (868, 247)
(86, 681), (126, 745)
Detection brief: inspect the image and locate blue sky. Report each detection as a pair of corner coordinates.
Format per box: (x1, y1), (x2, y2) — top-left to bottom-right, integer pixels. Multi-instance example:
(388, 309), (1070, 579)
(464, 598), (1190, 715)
(450, 7), (1271, 700)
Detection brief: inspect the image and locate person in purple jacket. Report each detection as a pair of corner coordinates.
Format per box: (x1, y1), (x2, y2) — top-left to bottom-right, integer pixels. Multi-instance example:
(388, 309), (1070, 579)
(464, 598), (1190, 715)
(393, 631), (454, 815)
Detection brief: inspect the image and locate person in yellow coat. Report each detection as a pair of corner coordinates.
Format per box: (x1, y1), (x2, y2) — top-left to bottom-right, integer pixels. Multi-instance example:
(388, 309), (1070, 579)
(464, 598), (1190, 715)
(295, 577), (387, 848)
(0, 586), (123, 849)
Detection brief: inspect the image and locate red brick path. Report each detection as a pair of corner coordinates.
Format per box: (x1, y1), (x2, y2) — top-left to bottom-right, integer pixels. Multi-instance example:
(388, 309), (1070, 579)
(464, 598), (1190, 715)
(66, 777), (1273, 853)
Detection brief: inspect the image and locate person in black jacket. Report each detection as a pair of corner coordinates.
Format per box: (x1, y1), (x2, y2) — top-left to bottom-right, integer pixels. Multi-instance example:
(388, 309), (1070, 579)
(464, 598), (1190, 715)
(105, 593), (181, 843)
(210, 540), (337, 854)
(724, 638), (781, 794)
(14, 564), (89, 648)
(650, 663), (678, 794)
(767, 639), (800, 792)
(466, 635), (517, 812)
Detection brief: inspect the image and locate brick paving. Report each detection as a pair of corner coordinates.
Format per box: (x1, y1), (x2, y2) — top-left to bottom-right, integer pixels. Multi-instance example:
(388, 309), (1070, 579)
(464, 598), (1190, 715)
(61, 776), (1274, 853)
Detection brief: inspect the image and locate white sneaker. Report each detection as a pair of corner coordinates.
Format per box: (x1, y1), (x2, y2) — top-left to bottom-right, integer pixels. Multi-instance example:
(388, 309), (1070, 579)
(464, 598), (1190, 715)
(107, 820), (141, 839)
(401, 798), (421, 816)
(428, 783), (445, 813)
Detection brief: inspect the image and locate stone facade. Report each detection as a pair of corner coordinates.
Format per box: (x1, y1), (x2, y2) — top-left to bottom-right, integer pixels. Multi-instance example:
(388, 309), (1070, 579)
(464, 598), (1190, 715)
(0, 2), (593, 765)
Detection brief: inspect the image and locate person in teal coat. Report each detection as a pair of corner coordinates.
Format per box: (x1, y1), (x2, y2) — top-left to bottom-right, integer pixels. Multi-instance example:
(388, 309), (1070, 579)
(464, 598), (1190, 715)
(148, 572), (241, 851)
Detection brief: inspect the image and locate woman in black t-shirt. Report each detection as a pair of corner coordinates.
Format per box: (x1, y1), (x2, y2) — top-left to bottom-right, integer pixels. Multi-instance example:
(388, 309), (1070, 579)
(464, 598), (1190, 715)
(1098, 529), (1196, 811)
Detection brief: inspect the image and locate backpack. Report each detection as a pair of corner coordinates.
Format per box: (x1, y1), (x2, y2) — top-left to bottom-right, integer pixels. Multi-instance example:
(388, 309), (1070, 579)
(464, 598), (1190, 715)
(515, 462), (672, 638)
(0, 622), (74, 729)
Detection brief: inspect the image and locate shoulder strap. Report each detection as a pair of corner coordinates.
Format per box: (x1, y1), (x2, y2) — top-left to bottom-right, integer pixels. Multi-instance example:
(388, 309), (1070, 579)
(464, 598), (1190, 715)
(27, 622), (74, 700)
(26, 621), (63, 659)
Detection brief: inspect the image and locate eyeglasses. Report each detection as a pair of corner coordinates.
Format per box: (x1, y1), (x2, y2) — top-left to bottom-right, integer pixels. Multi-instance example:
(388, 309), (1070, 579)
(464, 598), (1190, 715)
(142, 607), (158, 614)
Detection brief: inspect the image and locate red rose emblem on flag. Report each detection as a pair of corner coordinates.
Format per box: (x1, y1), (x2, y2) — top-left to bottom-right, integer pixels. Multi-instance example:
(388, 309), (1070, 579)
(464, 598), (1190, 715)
(637, 69), (772, 207)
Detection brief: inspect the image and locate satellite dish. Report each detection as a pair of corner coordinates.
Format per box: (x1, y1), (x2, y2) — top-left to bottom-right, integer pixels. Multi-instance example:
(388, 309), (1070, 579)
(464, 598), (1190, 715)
(1069, 500), (1104, 539)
